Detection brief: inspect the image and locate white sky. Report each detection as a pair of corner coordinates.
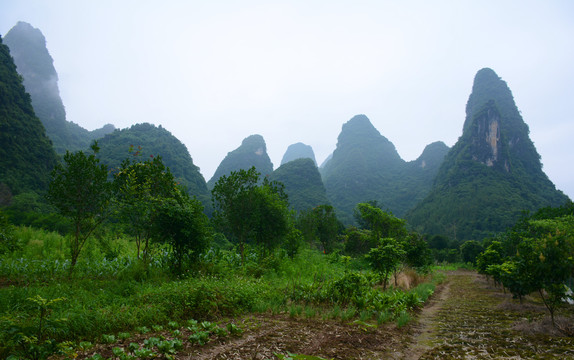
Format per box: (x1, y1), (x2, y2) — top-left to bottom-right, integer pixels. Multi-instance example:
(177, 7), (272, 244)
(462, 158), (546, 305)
(2, 0), (573, 199)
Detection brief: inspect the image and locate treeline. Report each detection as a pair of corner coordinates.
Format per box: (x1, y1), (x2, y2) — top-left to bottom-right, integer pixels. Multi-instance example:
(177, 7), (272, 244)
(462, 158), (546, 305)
(0, 142), (439, 277)
(475, 203), (574, 327)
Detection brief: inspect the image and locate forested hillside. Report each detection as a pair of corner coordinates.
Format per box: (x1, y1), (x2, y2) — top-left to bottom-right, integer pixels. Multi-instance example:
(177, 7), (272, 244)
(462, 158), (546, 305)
(320, 115), (446, 223)
(270, 158), (329, 211)
(4, 22), (114, 154)
(207, 134), (274, 189)
(95, 123), (210, 205)
(0, 35), (57, 197)
(406, 68), (569, 241)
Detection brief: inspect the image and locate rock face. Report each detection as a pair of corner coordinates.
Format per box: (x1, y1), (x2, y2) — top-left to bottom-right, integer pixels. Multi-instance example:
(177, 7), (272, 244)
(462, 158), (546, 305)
(406, 68), (569, 241)
(4, 22), (114, 153)
(270, 158), (329, 211)
(0, 35), (58, 195)
(207, 134), (274, 189)
(320, 114), (442, 223)
(280, 142), (317, 166)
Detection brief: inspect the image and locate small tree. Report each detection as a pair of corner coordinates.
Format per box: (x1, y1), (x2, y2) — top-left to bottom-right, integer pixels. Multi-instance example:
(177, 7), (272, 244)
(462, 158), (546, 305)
(354, 202), (407, 240)
(313, 205), (340, 254)
(113, 153), (181, 263)
(153, 196), (210, 273)
(367, 237), (405, 290)
(47, 142), (111, 273)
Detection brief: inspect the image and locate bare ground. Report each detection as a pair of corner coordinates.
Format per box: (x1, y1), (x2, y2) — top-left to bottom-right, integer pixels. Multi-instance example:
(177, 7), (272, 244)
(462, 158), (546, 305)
(75, 270), (574, 360)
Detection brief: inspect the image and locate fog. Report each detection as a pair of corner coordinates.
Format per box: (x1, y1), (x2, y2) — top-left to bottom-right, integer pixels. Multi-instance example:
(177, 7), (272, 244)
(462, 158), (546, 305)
(1, 0), (573, 198)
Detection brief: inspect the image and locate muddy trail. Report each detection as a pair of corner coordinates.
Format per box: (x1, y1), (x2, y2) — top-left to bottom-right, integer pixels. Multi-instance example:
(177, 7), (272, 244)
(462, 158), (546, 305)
(77, 270), (574, 359)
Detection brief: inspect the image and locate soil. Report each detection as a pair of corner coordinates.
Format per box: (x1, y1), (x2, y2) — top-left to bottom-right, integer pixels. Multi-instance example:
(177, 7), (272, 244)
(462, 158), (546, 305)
(75, 270), (574, 360)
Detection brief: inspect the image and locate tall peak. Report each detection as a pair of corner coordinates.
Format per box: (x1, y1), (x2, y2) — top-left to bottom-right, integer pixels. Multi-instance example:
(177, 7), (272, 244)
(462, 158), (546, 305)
(281, 142), (316, 166)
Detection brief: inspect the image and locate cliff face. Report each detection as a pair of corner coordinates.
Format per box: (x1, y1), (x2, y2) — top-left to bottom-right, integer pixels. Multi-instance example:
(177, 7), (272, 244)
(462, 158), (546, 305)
(0, 35), (58, 195)
(406, 68), (569, 241)
(4, 22), (114, 153)
(207, 134), (274, 189)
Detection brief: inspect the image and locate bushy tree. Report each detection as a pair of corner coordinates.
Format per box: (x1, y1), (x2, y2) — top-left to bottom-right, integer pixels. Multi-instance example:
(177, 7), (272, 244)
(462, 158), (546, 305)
(460, 240), (484, 265)
(153, 196), (210, 273)
(0, 210), (19, 254)
(354, 202), (407, 240)
(312, 205), (341, 254)
(113, 152), (181, 263)
(367, 237), (406, 290)
(47, 142), (111, 272)
(403, 233), (433, 272)
(211, 167), (292, 262)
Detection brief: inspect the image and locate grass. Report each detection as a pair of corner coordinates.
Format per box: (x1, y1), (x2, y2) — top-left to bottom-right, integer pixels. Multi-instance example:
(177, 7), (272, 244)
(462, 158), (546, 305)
(0, 225), (443, 359)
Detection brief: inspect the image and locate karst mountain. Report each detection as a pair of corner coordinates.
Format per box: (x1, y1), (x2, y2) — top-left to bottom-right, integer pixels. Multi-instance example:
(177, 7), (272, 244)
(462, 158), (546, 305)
(207, 134), (274, 189)
(3, 21), (114, 154)
(0, 35), (58, 197)
(406, 68), (569, 240)
(280, 142), (317, 166)
(320, 114), (448, 223)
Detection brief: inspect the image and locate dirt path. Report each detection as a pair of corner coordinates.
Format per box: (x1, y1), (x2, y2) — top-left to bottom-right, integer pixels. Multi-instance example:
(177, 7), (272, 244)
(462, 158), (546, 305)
(410, 270), (574, 359)
(76, 270), (574, 359)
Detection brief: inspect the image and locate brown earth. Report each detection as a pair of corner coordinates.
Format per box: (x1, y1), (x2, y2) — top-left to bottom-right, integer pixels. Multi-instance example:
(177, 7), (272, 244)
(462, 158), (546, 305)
(75, 270), (574, 360)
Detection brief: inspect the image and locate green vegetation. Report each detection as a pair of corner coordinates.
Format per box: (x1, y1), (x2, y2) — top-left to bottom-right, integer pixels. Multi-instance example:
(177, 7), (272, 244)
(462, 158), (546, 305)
(4, 22), (114, 154)
(212, 167), (292, 262)
(1, 167), (441, 359)
(280, 142), (317, 166)
(47, 142), (112, 272)
(0, 34), (58, 197)
(96, 123), (209, 206)
(407, 68), (569, 241)
(207, 134), (274, 189)
(476, 203), (574, 328)
(321, 115), (448, 223)
(270, 158), (329, 211)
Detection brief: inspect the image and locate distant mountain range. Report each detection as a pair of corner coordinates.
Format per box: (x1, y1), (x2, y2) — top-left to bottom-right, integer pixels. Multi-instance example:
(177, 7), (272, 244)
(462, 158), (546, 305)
(1, 22), (570, 241)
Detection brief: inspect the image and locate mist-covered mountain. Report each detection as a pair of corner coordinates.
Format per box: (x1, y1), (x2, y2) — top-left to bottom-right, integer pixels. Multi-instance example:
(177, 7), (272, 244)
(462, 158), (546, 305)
(95, 123), (209, 205)
(0, 35), (58, 196)
(280, 142), (317, 166)
(320, 114), (445, 223)
(3, 22), (114, 154)
(207, 134), (273, 189)
(270, 158), (329, 211)
(406, 68), (569, 241)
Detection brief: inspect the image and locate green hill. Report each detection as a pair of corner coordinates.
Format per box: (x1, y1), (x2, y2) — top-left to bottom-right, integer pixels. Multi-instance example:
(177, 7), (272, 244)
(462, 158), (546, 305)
(270, 158), (329, 211)
(207, 134), (274, 189)
(406, 68), (569, 241)
(95, 123), (209, 205)
(4, 22), (114, 154)
(320, 114), (443, 223)
(0, 35), (58, 196)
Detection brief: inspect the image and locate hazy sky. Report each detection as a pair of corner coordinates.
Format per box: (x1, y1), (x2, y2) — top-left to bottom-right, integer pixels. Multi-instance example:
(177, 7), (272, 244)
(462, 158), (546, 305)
(2, 1), (574, 198)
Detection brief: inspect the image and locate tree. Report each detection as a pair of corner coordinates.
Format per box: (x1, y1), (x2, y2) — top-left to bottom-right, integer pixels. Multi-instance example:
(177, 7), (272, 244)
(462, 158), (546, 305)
(460, 240), (484, 265)
(113, 152), (181, 263)
(153, 196), (210, 273)
(47, 142), (111, 272)
(354, 203), (407, 241)
(367, 237), (406, 290)
(312, 205), (340, 254)
(403, 233), (433, 272)
(211, 167), (292, 262)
